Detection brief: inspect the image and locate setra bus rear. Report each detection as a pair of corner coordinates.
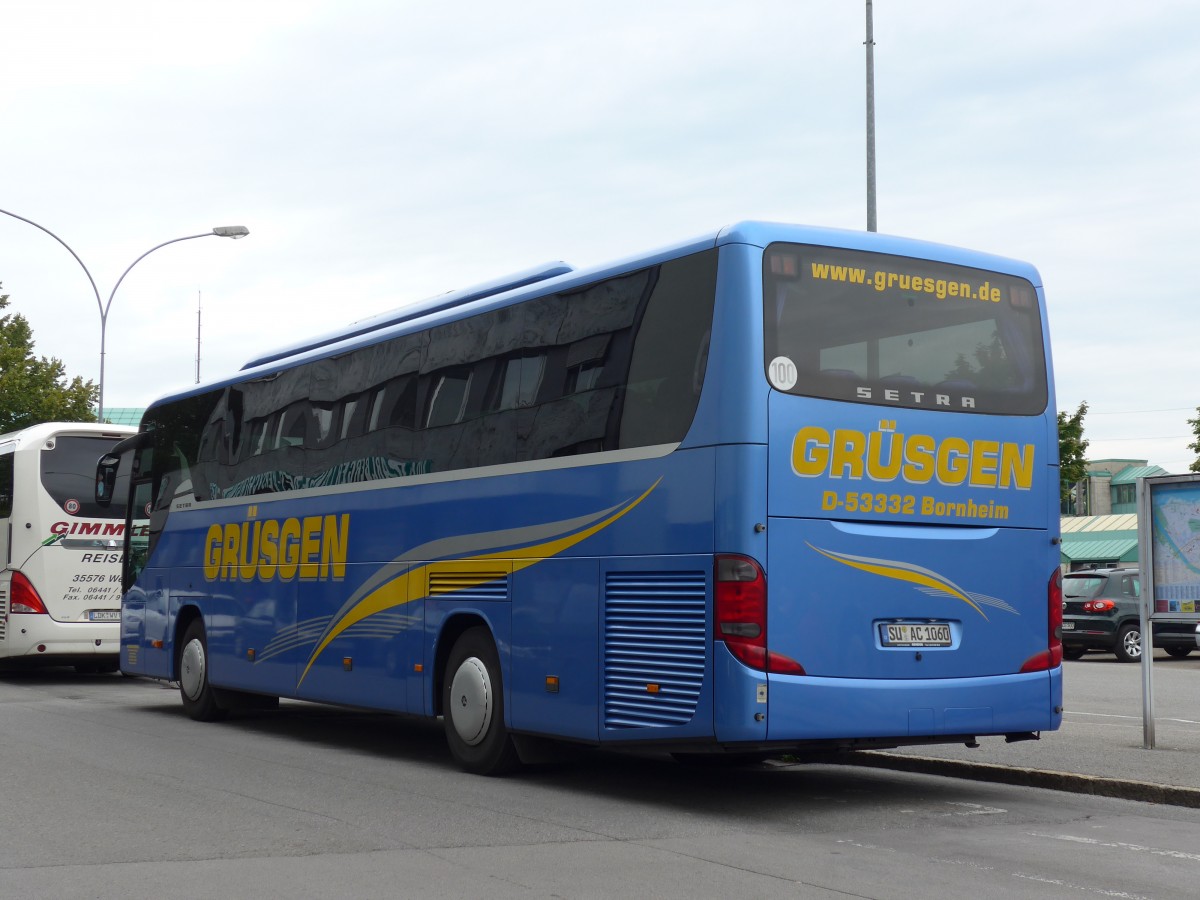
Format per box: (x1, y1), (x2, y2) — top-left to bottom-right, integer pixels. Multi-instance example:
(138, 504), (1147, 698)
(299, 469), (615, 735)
(0, 423), (134, 671)
(723, 235), (1062, 749)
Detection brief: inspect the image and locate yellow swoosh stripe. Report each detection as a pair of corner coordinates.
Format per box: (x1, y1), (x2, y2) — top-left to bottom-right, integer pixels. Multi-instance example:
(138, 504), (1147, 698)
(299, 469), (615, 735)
(807, 543), (986, 619)
(298, 479), (661, 683)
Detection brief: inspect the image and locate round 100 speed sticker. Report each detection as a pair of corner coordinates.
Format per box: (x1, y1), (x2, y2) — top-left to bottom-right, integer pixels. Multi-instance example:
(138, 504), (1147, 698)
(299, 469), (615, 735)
(767, 356), (798, 391)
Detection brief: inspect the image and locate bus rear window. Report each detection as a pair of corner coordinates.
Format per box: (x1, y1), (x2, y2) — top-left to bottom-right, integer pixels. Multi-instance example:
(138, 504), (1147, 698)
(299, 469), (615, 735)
(763, 244), (1048, 415)
(42, 435), (132, 519)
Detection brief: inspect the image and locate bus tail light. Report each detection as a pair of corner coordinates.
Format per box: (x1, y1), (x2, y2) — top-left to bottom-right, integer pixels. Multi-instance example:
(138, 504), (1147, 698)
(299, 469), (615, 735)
(1020, 568), (1063, 673)
(714, 555), (805, 675)
(9, 571), (48, 615)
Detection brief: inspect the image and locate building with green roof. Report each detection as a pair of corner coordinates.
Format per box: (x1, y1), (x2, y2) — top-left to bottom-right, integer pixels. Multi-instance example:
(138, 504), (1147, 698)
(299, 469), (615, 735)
(96, 407), (145, 427)
(1060, 458), (1169, 570)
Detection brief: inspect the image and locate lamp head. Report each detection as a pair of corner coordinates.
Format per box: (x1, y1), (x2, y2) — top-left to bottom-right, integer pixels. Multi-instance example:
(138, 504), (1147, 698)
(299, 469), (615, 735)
(212, 225), (249, 239)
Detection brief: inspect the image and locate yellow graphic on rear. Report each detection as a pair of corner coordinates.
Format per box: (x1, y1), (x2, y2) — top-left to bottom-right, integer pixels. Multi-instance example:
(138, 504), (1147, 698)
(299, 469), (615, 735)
(807, 544), (1018, 620)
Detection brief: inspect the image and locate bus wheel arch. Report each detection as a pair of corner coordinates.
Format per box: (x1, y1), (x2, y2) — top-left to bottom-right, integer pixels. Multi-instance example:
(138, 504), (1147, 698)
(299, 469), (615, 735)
(440, 624), (518, 775)
(178, 617), (229, 721)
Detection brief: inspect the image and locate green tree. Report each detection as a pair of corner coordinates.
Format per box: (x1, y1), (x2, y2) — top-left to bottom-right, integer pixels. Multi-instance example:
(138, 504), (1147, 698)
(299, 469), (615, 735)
(1188, 408), (1200, 473)
(944, 334), (1016, 390)
(0, 286), (97, 432)
(1057, 401), (1090, 504)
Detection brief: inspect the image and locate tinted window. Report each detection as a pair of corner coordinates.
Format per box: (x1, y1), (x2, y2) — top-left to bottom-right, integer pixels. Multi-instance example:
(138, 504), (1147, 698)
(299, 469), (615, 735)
(0, 452), (12, 517)
(425, 368), (473, 427)
(620, 256), (716, 447)
(1062, 577), (1103, 599)
(763, 244), (1048, 415)
(41, 435), (132, 519)
(488, 355), (545, 411)
(145, 248), (719, 504)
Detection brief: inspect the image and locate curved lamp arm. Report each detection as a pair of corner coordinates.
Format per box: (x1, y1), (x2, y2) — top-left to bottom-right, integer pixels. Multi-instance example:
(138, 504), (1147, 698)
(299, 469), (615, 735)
(0, 210), (249, 422)
(0, 206), (103, 316)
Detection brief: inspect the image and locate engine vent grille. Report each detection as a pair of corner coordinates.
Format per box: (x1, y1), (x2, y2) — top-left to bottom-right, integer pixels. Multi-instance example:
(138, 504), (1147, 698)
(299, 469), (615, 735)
(603, 571), (706, 729)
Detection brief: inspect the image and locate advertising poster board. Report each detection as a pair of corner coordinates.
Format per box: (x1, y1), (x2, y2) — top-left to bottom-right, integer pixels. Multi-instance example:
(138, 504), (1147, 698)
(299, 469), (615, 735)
(1136, 473), (1200, 747)
(1138, 474), (1200, 625)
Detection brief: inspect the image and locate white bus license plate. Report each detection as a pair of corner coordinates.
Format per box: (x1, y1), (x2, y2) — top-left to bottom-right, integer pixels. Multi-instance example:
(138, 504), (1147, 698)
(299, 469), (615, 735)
(89, 610), (121, 622)
(1061, 621), (1075, 630)
(881, 623), (951, 647)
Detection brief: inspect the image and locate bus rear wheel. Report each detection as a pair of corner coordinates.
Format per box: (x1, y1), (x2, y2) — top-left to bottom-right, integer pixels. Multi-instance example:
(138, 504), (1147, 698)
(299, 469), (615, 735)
(179, 620), (228, 722)
(442, 627), (519, 775)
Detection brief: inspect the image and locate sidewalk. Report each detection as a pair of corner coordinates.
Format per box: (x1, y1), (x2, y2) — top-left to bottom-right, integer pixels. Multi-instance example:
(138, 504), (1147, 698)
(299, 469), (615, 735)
(810, 654), (1200, 808)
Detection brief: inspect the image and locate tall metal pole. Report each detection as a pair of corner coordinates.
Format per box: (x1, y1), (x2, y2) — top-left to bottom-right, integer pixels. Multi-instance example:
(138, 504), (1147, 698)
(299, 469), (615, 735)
(196, 290), (202, 384)
(865, 0), (878, 232)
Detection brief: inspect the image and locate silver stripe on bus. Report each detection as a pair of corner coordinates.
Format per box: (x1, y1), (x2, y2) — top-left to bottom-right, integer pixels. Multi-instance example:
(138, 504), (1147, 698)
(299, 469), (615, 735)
(170, 442), (682, 512)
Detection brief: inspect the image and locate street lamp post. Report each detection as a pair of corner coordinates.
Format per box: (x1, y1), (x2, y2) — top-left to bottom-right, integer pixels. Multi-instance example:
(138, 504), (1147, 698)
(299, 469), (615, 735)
(0, 209), (248, 422)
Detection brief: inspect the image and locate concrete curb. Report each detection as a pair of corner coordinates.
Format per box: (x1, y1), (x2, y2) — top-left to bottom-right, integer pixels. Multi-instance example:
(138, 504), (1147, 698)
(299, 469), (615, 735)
(808, 751), (1200, 809)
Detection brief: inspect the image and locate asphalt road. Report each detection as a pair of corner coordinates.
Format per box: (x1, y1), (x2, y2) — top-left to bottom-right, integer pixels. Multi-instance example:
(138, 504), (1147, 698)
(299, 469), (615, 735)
(1, 665), (1198, 899)
(852, 650), (1200, 806)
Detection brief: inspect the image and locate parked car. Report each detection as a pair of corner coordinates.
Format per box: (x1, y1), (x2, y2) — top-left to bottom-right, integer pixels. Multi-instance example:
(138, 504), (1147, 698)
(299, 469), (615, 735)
(1061, 567), (1200, 662)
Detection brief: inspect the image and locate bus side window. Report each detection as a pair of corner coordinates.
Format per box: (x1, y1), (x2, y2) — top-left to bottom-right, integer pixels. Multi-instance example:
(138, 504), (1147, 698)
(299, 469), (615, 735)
(0, 452), (13, 518)
(619, 251), (719, 448)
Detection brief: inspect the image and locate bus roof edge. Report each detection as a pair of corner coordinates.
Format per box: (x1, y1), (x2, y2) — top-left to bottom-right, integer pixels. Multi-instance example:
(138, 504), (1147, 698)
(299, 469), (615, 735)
(241, 260), (574, 371)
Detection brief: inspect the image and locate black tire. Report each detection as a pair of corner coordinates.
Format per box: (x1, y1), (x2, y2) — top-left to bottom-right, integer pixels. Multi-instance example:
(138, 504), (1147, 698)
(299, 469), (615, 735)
(178, 620), (228, 721)
(1164, 646), (1193, 659)
(1062, 645), (1086, 661)
(442, 627), (519, 775)
(1114, 623), (1141, 663)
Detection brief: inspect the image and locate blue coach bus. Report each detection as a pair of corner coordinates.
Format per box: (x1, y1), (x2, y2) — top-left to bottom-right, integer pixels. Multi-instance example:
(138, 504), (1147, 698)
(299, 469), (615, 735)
(97, 222), (1062, 773)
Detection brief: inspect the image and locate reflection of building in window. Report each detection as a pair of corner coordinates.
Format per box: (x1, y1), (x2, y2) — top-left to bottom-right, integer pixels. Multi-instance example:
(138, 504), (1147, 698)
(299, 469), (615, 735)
(278, 403), (308, 448)
(368, 376), (418, 431)
(426, 368), (472, 427)
(489, 354), (545, 410)
(151, 247), (719, 502)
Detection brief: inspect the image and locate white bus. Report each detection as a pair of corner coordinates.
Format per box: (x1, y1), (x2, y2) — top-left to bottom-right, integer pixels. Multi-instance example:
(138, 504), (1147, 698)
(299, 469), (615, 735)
(0, 422), (135, 672)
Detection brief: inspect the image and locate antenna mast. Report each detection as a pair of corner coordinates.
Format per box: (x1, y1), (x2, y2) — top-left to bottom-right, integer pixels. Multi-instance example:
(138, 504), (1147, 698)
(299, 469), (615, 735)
(865, 0), (878, 232)
(196, 290), (202, 383)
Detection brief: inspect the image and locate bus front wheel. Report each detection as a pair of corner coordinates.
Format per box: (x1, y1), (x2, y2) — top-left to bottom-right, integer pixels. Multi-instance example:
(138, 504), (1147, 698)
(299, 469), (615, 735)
(179, 620), (228, 722)
(442, 627), (519, 775)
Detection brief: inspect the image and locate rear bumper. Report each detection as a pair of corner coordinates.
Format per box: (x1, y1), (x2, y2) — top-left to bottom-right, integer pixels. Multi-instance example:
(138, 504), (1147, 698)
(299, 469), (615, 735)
(763, 667), (1062, 741)
(1061, 618), (1119, 649)
(1, 614), (120, 660)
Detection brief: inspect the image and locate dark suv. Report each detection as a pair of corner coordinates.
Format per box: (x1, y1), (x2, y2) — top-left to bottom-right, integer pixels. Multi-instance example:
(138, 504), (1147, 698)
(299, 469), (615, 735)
(1061, 567), (1200, 662)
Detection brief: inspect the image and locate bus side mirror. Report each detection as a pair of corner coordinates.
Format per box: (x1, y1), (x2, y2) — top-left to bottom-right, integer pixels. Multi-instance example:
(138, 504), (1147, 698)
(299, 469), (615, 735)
(95, 453), (120, 507)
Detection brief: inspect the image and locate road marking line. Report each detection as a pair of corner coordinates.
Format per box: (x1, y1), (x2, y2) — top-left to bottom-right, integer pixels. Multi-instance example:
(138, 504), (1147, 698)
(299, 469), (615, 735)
(1067, 711), (1200, 726)
(1026, 832), (1200, 862)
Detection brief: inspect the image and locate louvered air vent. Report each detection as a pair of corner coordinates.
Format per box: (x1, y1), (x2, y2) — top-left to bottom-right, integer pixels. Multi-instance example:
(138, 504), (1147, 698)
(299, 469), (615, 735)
(604, 571), (706, 729)
(427, 570), (509, 602)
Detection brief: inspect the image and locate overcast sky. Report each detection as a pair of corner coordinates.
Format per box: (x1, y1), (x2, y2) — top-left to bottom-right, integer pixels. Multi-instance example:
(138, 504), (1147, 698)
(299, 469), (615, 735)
(2, 1), (1198, 470)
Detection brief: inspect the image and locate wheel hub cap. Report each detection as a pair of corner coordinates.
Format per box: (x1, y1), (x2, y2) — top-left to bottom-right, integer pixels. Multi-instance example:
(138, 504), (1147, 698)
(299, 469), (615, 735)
(180, 638), (206, 701)
(449, 657), (492, 746)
